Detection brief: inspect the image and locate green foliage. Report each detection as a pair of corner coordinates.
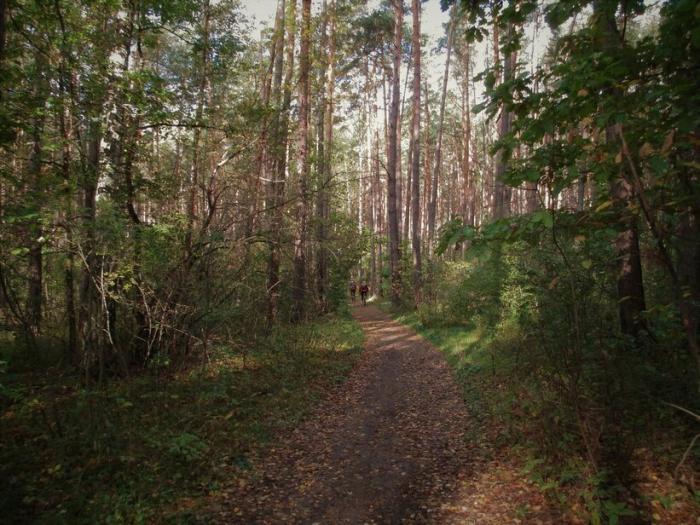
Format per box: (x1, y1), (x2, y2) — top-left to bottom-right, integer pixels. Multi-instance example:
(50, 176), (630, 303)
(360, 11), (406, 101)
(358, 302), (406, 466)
(168, 432), (209, 462)
(426, 204), (699, 520)
(327, 213), (369, 313)
(0, 315), (363, 524)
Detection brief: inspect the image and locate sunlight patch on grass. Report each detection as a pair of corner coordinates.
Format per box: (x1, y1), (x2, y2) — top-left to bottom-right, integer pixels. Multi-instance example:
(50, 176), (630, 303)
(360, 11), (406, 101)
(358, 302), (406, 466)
(393, 310), (487, 374)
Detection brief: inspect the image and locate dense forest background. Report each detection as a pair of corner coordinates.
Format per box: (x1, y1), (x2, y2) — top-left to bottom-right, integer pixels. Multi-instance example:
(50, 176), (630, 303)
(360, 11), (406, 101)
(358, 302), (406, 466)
(0, 0), (698, 522)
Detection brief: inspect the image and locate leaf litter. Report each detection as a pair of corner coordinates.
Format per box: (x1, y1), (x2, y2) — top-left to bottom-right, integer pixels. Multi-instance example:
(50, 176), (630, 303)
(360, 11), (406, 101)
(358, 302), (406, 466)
(205, 305), (563, 524)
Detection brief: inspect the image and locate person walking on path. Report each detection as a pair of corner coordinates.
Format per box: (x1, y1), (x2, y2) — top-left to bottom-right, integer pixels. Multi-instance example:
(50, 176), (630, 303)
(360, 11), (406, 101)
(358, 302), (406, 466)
(349, 280), (357, 303)
(359, 282), (369, 306)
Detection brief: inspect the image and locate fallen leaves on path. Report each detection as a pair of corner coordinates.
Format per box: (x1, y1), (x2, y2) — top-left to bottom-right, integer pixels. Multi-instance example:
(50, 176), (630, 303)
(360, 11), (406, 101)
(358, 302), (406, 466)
(205, 306), (563, 524)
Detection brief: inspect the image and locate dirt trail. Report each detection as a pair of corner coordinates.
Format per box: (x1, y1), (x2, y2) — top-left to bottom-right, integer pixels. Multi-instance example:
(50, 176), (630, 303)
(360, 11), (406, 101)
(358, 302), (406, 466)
(211, 305), (557, 524)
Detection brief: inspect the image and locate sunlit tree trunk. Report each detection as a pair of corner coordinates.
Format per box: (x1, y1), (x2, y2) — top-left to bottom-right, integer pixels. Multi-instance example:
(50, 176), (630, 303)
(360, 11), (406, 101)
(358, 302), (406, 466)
(493, 23), (513, 220)
(387, 0), (403, 304)
(461, 38), (475, 227)
(422, 78), (432, 239)
(374, 128), (384, 296)
(409, 0), (422, 302)
(428, 4), (455, 255)
(316, 0), (335, 313)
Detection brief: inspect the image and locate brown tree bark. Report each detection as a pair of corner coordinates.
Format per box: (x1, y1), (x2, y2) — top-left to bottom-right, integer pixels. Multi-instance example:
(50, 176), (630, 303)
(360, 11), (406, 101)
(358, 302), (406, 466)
(26, 50), (49, 339)
(316, 0), (335, 313)
(404, 135), (412, 241)
(422, 78), (432, 237)
(186, 0), (210, 253)
(428, 3), (456, 253)
(409, 0), (422, 302)
(266, 0), (294, 328)
(375, 128), (384, 296)
(594, 0), (647, 339)
(387, 0), (403, 305)
(54, 7), (78, 359)
(292, 0), (312, 321)
(460, 37), (475, 227)
(493, 23), (513, 220)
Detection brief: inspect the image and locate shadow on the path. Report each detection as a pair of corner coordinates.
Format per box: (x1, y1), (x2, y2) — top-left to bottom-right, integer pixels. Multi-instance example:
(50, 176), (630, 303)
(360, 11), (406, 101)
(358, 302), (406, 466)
(211, 304), (562, 524)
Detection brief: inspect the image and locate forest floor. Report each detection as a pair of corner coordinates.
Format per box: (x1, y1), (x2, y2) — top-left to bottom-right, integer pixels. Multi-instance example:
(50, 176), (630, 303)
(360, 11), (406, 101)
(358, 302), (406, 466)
(0, 316), (364, 524)
(206, 304), (562, 524)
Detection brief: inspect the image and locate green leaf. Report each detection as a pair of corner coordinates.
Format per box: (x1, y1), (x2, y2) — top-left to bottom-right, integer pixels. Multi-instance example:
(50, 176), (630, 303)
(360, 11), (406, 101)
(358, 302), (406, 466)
(532, 210), (553, 228)
(648, 156), (669, 175)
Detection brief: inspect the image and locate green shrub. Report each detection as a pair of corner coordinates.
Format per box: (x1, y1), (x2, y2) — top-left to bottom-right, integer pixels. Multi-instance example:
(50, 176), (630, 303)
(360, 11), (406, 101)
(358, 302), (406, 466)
(0, 314), (364, 524)
(424, 212), (700, 520)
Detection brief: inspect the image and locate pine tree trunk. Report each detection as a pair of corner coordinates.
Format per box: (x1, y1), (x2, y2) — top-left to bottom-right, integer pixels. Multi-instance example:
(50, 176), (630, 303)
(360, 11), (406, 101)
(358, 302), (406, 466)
(461, 39), (475, 226)
(410, 0), (422, 303)
(316, 0), (335, 313)
(266, 0), (294, 328)
(292, 0), (312, 321)
(26, 49), (50, 341)
(428, 3), (455, 253)
(594, 0), (647, 339)
(422, 78), (432, 238)
(186, 1), (210, 253)
(493, 24), (513, 220)
(387, 0), (403, 305)
(374, 129), (384, 296)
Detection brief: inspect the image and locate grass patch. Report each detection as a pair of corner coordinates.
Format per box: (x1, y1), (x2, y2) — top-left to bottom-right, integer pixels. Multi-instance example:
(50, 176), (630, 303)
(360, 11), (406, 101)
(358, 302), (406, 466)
(386, 302), (700, 524)
(386, 305), (502, 442)
(0, 315), (363, 524)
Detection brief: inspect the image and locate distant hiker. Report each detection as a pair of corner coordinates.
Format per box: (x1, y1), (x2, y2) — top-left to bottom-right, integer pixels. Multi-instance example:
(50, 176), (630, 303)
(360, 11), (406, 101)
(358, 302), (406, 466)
(359, 282), (369, 306)
(349, 280), (357, 303)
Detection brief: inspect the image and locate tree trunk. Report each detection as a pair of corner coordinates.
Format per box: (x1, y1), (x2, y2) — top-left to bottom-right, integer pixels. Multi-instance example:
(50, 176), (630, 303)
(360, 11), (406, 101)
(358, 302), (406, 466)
(26, 49), (50, 340)
(387, 0), (403, 305)
(493, 24), (513, 220)
(428, 3), (455, 253)
(292, 0), (312, 322)
(461, 38), (475, 227)
(422, 78), (432, 238)
(266, 0), (294, 328)
(375, 128), (384, 296)
(79, 106), (103, 375)
(55, 25), (78, 360)
(0, 0), (6, 66)
(410, 0), (422, 302)
(404, 137), (412, 241)
(594, 0), (648, 339)
(316, 0), (335, 313)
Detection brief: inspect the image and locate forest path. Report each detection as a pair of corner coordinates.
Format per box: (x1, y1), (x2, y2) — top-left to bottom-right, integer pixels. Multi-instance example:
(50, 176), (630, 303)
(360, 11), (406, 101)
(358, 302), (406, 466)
(210, 304), (557, 524)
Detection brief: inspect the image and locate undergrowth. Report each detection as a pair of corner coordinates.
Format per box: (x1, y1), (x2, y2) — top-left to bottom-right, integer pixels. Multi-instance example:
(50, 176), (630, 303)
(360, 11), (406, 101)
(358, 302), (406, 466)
(0, 315), (363, 524)
(384, 235), (700, 524)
